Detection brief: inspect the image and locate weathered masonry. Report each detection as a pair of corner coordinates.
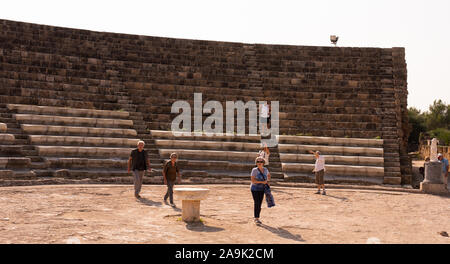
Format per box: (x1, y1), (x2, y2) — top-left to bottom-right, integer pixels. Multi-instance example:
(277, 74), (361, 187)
(0, 19), (411, 186)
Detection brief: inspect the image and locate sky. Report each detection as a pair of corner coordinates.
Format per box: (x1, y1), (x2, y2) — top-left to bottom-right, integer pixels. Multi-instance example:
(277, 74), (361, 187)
(0, 0), (448, 112)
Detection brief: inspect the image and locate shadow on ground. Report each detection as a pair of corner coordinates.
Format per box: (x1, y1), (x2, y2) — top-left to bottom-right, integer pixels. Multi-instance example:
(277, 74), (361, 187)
(324, 194), (348, 201)
(137, 197), (162, 207)
(185, 221), (225, 233)
(163, 200), (182, 212)
(258, 224), (305, 242)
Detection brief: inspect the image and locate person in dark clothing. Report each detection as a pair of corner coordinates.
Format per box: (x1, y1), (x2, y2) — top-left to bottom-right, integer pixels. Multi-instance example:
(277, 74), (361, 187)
(128, 140), (151, 198)
(163, 153), (181, 206)
(250, 157), (271, 225)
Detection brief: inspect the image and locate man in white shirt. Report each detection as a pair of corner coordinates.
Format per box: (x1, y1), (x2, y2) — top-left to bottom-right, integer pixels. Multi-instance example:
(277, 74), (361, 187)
(311, 150), (326, 195)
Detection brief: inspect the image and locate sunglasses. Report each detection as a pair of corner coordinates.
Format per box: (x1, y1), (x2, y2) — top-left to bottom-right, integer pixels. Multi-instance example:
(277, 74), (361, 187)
(256, 161), (264, 164)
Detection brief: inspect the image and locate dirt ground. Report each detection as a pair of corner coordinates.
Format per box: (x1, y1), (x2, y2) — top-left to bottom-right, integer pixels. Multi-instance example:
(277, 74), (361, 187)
(0, 184), (449, 244)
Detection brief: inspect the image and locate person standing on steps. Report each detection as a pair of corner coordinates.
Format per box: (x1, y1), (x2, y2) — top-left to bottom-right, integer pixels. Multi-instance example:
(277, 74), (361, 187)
(258, 143), (270, 169)
(163, 153), (182, 207)
(260, 101), (270, 136)
(128, 140), (151, 199)
(309, 150), (326, 195)
(250, 157), (271, 225)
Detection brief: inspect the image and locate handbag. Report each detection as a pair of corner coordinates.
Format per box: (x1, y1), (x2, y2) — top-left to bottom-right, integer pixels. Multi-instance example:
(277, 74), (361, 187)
(258, 167), (275, 208)
(264, 184), (275, 208)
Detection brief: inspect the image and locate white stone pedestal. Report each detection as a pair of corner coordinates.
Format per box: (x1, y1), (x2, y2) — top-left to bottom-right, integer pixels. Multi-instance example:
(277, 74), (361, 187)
(420, 161), (448, 194)
(174, 187), (209, 222)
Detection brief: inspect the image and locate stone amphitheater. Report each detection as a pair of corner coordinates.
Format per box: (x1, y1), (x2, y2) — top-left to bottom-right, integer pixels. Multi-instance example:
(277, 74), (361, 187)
(0, 19), (411, 187)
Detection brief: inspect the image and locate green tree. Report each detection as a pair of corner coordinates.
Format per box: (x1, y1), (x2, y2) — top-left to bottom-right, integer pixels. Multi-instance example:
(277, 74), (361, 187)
(425, 99), (450, 130)
(408, 100), (450, 149)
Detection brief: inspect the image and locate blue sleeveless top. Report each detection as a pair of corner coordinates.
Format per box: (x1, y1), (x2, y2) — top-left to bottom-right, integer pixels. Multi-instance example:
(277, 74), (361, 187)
(250, 167), (269, 191)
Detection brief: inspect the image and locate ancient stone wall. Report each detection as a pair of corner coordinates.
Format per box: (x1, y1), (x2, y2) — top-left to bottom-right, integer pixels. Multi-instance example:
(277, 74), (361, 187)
(0, 19), (411, 183)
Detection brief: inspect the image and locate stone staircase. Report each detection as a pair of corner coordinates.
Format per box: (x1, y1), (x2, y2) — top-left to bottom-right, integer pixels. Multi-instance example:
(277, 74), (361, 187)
(150, 130), (284, 182)
(277, 135), (388, 185)
(6, 104), (142, 182)
(0, 105), (34, 181)
(112, 86), (166, 183)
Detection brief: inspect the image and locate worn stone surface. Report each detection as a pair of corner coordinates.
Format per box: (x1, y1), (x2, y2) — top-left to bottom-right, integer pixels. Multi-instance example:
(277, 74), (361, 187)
(0, 184), (448, 243)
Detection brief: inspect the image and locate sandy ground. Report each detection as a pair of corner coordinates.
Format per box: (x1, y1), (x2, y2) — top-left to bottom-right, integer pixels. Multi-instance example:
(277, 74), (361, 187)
(0, 184), (449, 244)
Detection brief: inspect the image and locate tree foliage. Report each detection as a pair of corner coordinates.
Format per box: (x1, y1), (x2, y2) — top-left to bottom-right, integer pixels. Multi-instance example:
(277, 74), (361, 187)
(408, 100), (450, 149)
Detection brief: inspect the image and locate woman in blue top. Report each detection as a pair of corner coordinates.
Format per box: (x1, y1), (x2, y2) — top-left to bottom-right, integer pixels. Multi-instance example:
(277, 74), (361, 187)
(251, 157), (271, 224)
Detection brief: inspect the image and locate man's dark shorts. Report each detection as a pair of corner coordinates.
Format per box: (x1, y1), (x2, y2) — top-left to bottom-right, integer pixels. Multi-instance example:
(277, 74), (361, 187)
(315, 169), (325, 185)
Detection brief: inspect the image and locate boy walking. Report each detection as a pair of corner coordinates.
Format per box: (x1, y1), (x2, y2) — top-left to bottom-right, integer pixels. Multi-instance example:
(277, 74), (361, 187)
(310, 150), (326, 195)
(163, 153), (182, 206)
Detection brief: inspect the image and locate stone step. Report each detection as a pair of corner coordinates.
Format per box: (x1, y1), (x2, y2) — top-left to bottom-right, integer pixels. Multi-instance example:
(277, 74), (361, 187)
(278, 144), (383, 157)
(0, 169), (14, 178)
(14, 114), (134, 129)
(0, 134), (15, 143)
(383, 166), (401, 172)
(176, 159), (257, 172)
(383, 152), (400, 158)
(279, 153), (384, 167)
(0, 122), (6, 132)
(383, 177), (402, 185)
(0, 157), (31, 168)
(0, 169), (36, 179)
(36, 146), (134, 158)
(30, 162), (49, 169)
(281, 163), (384, 177)
(22, 124), (138, 137)
(29, 156), (44, 162)
(0, 145), (23, 156)
(155, 139), (261, 152)
(29, 135), (140, 147)
(383, 171), (401, 177)
(277, 135), (383, 147)
(3, 127), (22, 134)
(158, 149), (259, 162)
(44, 157), (132, 169)
(150, 130), (262, 143)
(45, 169), (141, 179)
(283, 173), (384, 185)
(197, 170), (283, 179)
(7, 104), (130, 119)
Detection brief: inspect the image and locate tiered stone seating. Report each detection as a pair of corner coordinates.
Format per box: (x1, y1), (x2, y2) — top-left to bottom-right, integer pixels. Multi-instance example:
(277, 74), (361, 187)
(0, 122), (32, 179)
(0, 19), (410, 185)
(151, 130), (283, 180)
(7, 104), (142, 179)
(278, 135), (386, 185)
